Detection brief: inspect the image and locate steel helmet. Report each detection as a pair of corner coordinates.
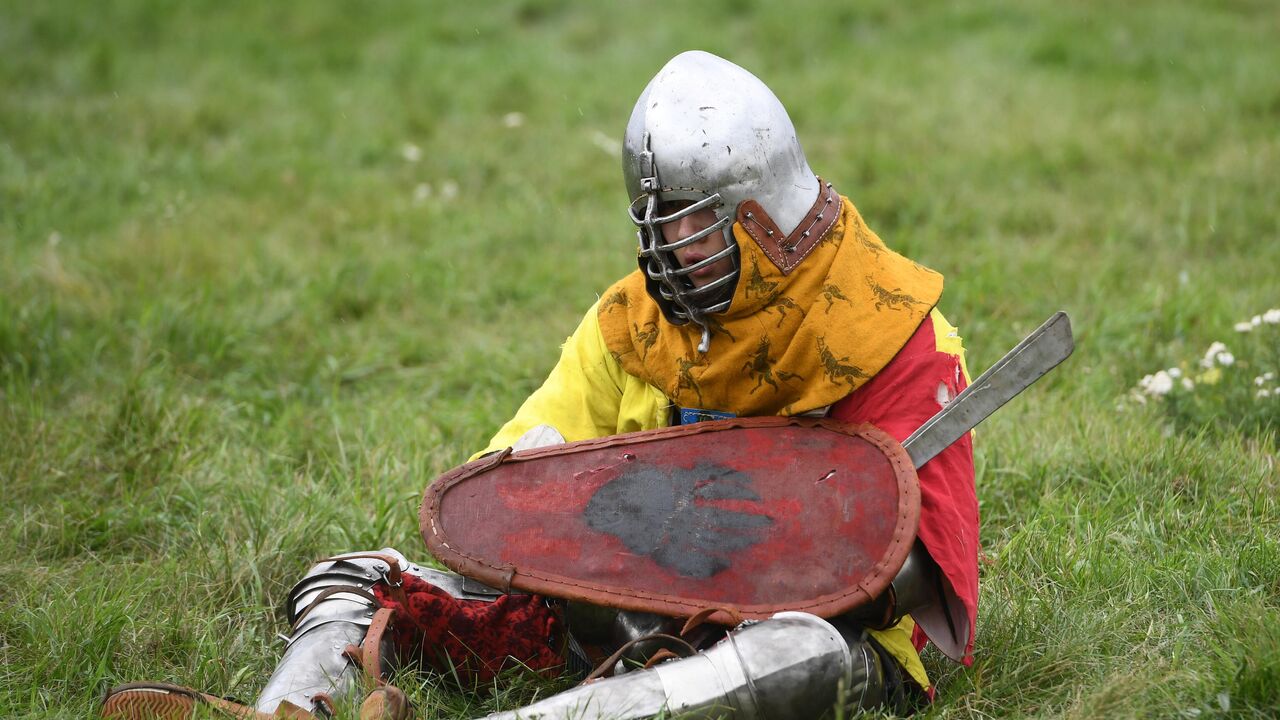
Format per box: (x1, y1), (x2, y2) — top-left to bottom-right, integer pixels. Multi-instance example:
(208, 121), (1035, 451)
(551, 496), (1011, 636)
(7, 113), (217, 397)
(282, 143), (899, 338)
(623, 51), (821, 351)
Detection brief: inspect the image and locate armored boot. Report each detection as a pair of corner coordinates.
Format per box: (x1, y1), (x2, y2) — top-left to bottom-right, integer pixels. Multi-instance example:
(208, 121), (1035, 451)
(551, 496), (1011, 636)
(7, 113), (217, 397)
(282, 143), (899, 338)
(254, 550), (404, 715)
(478, 612), (903, 720)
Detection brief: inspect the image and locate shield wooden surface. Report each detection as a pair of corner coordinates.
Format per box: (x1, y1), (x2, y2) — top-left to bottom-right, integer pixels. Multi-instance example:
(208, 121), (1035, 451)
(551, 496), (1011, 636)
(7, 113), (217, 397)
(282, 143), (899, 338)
(421, 417), (919, 622)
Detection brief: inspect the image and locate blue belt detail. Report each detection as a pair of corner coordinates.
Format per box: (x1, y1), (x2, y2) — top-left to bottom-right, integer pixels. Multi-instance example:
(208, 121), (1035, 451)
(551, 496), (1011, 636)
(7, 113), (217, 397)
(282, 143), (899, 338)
(678, 407), (737, 425)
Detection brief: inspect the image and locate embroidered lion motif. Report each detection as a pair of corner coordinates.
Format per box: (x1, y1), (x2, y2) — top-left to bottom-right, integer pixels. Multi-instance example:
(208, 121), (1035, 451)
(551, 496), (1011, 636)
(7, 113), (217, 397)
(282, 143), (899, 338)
(820, 283), (852, 313)
(704, 316), (736, 343)
(855, 221), (884, 257)
(762, 292), (803, 328)
(744, 256), (779, 300)
(742, 336), (802, 394)
(601, 289), (629, 313)
(817, 336), (869, 390)
(866, 278), (926, 313)
(633, 321), (659, 360)
(675, 356), (705, 406)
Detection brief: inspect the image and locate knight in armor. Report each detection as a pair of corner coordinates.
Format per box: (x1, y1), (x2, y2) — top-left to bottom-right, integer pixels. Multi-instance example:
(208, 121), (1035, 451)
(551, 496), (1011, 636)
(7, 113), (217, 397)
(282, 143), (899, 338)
(102, 51), (978, 720)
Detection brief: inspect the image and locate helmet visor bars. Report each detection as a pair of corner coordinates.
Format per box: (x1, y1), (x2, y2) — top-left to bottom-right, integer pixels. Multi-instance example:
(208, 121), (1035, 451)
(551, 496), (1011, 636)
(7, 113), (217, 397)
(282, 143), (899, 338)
(627, 133), (741, 352)
(630, 195), (739, 352)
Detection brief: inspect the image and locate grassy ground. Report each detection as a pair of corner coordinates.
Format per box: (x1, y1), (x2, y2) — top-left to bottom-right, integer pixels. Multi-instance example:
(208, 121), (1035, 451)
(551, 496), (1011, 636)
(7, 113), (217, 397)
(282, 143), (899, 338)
(2, 0), (1278, 717)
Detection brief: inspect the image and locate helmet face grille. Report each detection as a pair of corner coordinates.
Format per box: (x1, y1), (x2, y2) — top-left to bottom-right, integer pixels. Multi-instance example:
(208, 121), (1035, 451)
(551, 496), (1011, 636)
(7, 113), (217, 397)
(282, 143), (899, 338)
(628, 134), (739, 352)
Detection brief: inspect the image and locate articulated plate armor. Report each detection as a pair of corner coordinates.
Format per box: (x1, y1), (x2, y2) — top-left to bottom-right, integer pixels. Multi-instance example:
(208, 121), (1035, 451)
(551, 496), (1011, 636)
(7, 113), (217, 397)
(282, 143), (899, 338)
(252, 549), (931, 718)
(255, 549), (499, 716)
(482, 612), (898, 720)
(623, 51), (820, 352)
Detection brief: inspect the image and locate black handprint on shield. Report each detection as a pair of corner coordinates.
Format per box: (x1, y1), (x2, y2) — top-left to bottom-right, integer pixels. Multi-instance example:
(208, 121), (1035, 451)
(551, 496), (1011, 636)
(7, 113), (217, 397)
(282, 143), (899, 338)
(584, 462), (774, 579)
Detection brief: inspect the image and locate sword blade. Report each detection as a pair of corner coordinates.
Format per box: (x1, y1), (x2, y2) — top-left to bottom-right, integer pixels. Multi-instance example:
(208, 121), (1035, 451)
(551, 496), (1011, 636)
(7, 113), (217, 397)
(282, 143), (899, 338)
(902, 311), (1074, 468)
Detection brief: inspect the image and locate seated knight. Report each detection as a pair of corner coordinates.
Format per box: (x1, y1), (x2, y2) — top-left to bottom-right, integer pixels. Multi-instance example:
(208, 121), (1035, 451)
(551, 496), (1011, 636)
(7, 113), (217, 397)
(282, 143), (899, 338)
(102, 50), (978, 720)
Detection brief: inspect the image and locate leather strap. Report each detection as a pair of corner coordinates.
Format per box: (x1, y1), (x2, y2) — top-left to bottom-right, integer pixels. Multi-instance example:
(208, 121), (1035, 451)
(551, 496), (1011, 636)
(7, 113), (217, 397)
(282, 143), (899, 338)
(361, 607), (396, 683)
(582, 633), (698, 683)
(289, 585), (380, 634)
(318, 552), (405, 586)
(680, 606), (739, 636)
(737, 180), (840, 275)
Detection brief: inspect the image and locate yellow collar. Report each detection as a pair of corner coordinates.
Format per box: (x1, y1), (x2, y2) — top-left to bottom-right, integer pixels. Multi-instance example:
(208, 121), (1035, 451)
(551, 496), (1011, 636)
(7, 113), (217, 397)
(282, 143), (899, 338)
(599, 196), (942, 416)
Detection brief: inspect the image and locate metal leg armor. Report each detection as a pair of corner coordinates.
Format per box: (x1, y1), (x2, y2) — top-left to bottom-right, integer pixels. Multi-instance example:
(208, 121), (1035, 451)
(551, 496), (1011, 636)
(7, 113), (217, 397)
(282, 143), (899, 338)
(255, 548), (495, 716)
(479, 612), (896, 720)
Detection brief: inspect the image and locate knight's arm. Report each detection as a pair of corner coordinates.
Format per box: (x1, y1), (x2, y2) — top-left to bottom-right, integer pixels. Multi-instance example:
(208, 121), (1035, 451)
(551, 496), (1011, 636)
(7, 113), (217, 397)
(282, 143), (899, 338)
(471, 300), (668, 460)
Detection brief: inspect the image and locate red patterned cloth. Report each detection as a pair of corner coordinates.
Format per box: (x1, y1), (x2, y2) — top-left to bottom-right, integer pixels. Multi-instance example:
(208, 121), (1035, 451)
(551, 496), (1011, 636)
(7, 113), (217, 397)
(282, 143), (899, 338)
(831, 313), (978, 665)
(372, 575), (566, 685)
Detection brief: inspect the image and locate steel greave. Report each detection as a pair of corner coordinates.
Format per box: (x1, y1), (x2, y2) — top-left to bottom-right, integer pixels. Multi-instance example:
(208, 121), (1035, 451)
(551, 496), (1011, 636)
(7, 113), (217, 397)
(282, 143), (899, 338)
(254, 551), (396, 715)
(255, 621), (369, 715)
(479, 612), (855, 720)
(255, 549), (501, 715)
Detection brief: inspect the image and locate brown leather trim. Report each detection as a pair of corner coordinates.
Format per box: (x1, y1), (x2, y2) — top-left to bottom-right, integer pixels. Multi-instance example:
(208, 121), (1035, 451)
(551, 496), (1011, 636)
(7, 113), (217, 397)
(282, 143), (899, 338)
(359, 686), (411, 720)
(582, 633), (697, 682)
(361, 607), (396, 683)
(680, 606), (737, 636)
(318, 552), (404, 586)
(736, 179), (841, 275)
(422, 416), (919, 624)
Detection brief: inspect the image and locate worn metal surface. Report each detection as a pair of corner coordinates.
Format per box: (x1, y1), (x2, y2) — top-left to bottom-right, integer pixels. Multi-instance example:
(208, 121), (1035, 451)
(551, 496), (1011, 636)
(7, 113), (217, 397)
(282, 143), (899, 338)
(903, 311), (1074, 469)
(421, 417), (918, 622)
(477, 613), (863, 720)
(623, 51), (821, 350)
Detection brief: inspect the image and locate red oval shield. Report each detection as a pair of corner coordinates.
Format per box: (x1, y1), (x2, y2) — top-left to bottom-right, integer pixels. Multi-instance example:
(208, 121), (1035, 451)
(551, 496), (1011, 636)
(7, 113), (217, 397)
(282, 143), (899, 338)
(421, 417), (919, 622)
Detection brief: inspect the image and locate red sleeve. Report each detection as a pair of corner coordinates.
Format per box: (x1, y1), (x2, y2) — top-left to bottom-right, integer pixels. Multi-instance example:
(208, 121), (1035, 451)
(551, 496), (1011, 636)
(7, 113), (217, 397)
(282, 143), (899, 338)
(829, 313), (978, 664)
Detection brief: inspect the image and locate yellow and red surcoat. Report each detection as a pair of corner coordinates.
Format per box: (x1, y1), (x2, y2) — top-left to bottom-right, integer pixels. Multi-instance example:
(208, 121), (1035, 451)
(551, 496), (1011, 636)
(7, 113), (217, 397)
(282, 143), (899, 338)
(476, 196), (977, 695)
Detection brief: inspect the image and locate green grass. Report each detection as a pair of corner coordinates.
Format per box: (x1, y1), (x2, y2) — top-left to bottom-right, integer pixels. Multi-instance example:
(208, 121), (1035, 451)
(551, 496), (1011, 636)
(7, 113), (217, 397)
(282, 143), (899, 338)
(2, 0), (1278, 717)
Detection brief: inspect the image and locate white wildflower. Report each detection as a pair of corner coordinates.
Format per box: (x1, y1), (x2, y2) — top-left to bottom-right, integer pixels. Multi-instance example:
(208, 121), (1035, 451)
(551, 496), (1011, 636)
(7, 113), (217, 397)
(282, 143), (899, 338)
(1266, 372), (1276, 381)
(1251, 315), (1263, 327)
(502, 112), (525, 128)
(440, 180), (459, 201)
(1234, 322), (1253, 333)
(1264, 309), (1280, 324)
(413, 183), (432, 204)
(1257, 376), (1268, 387)
(48, 231), (61, 246)
(401, 143), (422, 163)
(1140, 371), (1174, 396)
(1181, 378), (1194, 391)
(1258, 389), (1272, 399)
(1200, 342), (1229, 369)
(1217, 352), (1235, 366)
(1167, 367), (1182, 378)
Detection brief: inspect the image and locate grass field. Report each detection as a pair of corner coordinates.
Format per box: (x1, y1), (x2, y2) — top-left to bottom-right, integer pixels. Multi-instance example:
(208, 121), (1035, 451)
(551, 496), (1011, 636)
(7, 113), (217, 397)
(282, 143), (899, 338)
(2, 0), (1278, 717)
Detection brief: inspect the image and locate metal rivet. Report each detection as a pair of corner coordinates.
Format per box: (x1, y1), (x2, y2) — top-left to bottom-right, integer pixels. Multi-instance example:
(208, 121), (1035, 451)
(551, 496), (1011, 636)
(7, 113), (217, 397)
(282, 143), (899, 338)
(802, 231), (810, 238)
(766, 229), (774, 236)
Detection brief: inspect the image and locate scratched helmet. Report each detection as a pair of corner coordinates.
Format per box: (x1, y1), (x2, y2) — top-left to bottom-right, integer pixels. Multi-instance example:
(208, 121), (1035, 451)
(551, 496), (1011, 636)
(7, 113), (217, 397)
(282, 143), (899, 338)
(623, 51), (822, 351)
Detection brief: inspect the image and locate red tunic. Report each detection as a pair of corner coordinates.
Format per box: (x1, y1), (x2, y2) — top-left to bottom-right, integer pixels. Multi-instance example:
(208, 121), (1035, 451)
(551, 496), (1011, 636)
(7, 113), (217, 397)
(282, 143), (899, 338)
(831, 314), (978, 664)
